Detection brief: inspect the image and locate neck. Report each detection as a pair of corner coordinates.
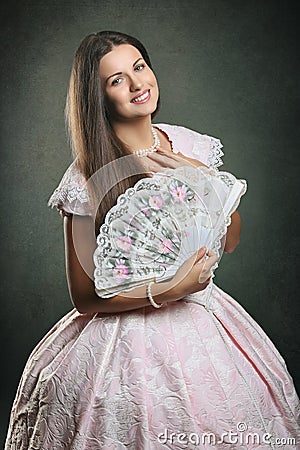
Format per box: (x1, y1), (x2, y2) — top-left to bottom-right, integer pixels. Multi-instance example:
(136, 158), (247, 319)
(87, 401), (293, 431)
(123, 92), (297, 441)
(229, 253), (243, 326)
(110, 117), (155, 152)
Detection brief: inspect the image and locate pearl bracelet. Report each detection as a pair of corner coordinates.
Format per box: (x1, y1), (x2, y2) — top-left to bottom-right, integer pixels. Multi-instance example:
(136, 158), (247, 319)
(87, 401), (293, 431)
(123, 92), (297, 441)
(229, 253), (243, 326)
(147, 281), (163, 308)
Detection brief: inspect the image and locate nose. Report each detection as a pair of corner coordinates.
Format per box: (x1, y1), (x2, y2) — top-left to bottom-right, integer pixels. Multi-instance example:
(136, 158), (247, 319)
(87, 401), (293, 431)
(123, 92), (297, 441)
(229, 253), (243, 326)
(129, 74), (143, 91)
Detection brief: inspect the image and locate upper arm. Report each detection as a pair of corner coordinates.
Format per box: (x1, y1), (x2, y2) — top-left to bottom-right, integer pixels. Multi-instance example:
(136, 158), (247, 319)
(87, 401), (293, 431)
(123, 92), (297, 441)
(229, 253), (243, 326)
(63, 214), (97, 309)
(223, 210), (242, 253)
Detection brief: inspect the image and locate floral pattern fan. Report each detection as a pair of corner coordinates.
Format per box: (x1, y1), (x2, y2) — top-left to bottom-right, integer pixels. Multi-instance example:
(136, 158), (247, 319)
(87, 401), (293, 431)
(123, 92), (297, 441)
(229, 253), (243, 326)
(93, 165), (247, 298)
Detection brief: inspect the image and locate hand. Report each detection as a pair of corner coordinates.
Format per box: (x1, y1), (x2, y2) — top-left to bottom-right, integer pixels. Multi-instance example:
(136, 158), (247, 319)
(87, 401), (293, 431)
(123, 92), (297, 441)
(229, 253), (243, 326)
(169, 247), (219, 298)
(146, 147), (208, 173)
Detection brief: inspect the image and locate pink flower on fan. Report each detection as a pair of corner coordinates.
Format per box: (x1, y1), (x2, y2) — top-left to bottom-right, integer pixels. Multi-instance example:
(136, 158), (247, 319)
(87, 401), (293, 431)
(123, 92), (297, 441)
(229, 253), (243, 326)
(149, 195), (163, 210)
(113, 261), (129, 282)
(142, 207), (151, 217)
(170, 185), (188, 201)
(116, 235), (132, 252)
(158, 238), (173, 254)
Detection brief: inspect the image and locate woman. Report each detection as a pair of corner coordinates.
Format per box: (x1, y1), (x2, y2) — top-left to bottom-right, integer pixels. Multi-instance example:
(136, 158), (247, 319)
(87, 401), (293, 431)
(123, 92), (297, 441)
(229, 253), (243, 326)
(5, 31), (299, 449)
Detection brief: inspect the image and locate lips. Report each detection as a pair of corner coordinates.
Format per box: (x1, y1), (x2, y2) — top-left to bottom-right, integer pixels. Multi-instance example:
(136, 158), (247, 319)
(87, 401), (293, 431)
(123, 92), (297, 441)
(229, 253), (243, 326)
(131, 89), (150, 103)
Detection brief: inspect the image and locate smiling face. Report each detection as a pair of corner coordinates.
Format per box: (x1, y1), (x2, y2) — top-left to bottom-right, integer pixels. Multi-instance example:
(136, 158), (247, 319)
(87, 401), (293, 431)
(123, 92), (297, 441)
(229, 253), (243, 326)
(99, 44), (159, 123)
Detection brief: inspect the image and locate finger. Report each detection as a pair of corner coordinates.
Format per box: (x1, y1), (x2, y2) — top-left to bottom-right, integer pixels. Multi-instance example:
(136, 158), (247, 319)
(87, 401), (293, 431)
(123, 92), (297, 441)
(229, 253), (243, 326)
(156, 148), (181, 160)
(146, 151), (169, 161)
(178, 248), (205, 275)
(157, 148), (190, 164)
(206, 249), (217, 257)
(190, 247), (209, 265)
(203, 251), (219, 262)
(146, 153), (164, 164)
(149, 165), (169, 173)
(156, 146), (174, 154)
(196, 247), (207, 260)
(143, 160), (166, 172)
(186, 247), (207, 267)
(203, 254), (219, 269)
(197, 261), (214, 283)
(187, 247), (206, 261)
(197, 262), (212, 283)
(147, 152), (187, 169)
(196, 253), (218, 279)
(149, 149), (179, 161)
(198, 276), (211, 286)
(148, 157), (178, 169)
(159, 148), (193, 161)
(153, 149), (196, 168)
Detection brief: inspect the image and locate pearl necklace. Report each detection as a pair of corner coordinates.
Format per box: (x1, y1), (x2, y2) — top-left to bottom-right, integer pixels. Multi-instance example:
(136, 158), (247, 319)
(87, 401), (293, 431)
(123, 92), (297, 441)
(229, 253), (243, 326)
(133, 126), (160, 157)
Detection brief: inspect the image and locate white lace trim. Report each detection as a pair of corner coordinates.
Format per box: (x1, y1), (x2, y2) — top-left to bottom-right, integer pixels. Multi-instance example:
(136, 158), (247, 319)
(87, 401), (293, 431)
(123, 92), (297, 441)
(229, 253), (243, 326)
(206, 135), (224, 169)
(47, 162), (91, 216)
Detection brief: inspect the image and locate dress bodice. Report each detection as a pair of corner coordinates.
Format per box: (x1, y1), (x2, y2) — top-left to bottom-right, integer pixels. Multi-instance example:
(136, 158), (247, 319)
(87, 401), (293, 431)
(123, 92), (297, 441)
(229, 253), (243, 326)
(47, 123), (225, 217)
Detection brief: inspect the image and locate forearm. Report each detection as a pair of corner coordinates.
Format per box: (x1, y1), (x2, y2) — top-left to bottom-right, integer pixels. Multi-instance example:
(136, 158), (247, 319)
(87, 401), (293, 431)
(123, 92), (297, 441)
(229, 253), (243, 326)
(72, 278), (182, 314)
(64, 215), (185, 314)
(63, 215), (212, 314)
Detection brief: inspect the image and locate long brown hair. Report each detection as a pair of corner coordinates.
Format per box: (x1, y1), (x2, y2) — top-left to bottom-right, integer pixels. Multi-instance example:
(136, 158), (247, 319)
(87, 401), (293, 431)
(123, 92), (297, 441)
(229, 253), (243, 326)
(65, 30), (161, 234)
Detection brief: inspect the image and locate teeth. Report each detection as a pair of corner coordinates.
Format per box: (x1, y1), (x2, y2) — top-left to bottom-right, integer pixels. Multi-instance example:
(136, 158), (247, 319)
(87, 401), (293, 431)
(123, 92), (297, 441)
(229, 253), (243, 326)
(132, 91), (149, 102)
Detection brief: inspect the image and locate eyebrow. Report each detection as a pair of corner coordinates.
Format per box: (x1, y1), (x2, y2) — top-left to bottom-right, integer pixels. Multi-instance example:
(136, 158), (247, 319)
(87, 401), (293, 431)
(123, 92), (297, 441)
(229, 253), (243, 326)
(105, 57), (144, 84)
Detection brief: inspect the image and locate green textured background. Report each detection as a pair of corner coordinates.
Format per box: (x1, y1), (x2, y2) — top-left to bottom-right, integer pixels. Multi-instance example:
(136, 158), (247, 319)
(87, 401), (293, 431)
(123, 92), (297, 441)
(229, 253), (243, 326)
(1, 0), (299, 444)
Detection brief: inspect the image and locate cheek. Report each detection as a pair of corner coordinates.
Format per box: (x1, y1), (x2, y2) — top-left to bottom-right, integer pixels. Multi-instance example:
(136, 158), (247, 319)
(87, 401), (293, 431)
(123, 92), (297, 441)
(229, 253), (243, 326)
(106, 90), (127, 109)
(152, 80), (159, 99)
(150, 74), (159, 93)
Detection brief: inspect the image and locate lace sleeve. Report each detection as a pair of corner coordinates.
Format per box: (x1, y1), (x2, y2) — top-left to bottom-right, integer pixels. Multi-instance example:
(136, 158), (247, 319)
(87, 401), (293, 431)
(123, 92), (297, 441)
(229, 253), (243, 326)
(205, 135), (224, 169)
(164, 124), (225, 169)
(47, 162), (92, 217)
(188, 129), (224, 169)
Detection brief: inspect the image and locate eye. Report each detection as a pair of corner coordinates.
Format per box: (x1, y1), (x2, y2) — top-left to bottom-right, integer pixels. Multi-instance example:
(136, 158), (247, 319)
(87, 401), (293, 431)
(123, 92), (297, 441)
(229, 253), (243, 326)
(135, 64), (145, 71)
(111, 78), (122, 86)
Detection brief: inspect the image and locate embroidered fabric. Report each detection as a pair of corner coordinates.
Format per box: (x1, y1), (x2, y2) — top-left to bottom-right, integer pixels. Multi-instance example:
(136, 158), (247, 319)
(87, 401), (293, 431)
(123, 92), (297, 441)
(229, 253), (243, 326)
(47, 124), (225, 217)
(5, 286), (300, 449)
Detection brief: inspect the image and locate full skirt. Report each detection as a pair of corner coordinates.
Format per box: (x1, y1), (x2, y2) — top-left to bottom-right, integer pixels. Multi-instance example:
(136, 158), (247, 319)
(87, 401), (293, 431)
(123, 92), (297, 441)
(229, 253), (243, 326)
(5, 282), (300, 449)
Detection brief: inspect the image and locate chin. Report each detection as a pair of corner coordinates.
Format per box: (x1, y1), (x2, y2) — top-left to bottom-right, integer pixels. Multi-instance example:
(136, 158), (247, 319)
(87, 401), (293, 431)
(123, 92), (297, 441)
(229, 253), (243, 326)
(136, 101), (159, 117)
(113, 98), (158, 121)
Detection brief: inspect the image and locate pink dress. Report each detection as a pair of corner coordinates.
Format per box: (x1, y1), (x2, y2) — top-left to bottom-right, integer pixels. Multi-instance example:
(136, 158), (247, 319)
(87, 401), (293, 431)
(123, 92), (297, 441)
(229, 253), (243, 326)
(5, 124), (300, 449)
